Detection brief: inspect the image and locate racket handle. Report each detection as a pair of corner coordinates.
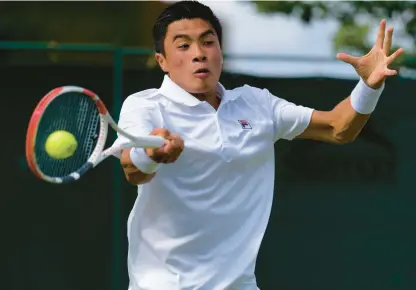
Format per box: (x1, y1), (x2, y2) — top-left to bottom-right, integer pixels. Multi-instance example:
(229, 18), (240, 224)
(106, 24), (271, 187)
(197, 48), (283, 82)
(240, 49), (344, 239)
(131, 136), (165, 148)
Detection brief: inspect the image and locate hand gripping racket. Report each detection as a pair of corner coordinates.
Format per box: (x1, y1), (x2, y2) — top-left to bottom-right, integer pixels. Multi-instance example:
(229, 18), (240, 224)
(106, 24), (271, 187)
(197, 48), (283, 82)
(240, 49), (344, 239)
(25, 86), (165, 184)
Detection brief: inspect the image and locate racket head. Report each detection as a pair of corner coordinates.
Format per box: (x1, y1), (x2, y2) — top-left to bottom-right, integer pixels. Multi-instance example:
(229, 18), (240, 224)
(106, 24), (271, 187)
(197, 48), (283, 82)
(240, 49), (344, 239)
(25, 86), (109, 184)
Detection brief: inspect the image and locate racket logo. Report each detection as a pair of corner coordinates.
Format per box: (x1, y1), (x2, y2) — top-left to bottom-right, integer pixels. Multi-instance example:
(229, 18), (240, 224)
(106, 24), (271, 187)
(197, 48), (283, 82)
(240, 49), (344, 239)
(238, 120), (252, 130)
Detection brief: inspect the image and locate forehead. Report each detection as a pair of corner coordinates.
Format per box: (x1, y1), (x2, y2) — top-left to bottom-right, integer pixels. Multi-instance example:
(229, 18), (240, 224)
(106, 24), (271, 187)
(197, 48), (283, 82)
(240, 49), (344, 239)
(166, 18), (216, 38)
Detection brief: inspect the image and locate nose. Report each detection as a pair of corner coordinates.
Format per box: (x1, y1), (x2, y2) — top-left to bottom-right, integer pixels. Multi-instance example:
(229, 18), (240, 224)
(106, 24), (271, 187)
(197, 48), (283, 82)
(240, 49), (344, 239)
(192, 45), (207, 62)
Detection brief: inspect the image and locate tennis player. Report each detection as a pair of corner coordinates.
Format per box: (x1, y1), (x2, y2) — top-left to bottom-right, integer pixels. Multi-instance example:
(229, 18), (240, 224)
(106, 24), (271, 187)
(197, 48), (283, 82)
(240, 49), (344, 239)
(114, 1), (404, 289)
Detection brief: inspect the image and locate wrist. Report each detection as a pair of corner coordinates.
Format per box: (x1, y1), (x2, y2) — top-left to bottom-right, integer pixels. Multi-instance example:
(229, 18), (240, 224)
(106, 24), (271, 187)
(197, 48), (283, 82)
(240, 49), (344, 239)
(129, 147), (161, 174)
(362, 76), (385, 90)
(350, 78), (384, 114)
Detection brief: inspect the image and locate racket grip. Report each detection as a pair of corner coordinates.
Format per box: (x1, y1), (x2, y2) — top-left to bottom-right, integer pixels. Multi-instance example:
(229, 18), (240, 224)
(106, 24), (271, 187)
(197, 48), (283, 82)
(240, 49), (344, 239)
(132, 136), (165, 148)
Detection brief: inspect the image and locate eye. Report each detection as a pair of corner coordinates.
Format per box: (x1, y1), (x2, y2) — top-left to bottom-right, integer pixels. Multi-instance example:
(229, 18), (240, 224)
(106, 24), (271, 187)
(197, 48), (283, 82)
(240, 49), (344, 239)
(178, 43), (189, 49)
(203, 41), (214, 46)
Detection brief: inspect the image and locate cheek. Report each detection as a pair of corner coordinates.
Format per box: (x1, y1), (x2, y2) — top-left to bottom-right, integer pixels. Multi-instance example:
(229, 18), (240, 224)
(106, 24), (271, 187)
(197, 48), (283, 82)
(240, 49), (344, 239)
(168, 51), (186, 69)
(211, 53), (223, 72)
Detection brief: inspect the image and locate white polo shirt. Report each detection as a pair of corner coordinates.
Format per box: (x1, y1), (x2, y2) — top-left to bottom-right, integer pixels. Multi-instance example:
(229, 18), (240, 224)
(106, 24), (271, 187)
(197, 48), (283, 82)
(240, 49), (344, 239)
(114, 75), (313, 290)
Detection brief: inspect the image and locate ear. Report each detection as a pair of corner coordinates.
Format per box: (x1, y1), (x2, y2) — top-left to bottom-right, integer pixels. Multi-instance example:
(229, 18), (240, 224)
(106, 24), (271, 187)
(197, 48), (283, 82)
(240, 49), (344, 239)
(155, 53), (168, 72)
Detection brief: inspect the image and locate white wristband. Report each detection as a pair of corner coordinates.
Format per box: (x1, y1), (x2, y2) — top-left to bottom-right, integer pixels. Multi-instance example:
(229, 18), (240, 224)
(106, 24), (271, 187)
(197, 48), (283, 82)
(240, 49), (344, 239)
(129, 147), (161, 174)
(350, 78), (384, 115)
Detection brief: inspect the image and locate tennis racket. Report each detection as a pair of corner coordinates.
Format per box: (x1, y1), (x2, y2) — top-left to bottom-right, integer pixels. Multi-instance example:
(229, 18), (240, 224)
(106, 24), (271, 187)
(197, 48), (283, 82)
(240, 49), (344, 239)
(25, 86), (165, 184)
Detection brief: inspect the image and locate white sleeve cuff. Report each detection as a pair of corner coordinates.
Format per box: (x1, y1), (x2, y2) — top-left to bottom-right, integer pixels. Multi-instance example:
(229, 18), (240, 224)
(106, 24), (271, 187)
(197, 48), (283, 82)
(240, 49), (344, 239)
(283, 107), (314, 140)
(350, 78), (384, 114)
(129, 147), (161, 174)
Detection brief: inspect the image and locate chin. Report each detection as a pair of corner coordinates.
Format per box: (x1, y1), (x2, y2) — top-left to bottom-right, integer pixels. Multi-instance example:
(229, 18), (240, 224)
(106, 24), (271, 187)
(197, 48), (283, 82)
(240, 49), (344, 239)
(189, 85), (213, 94)
(188, 77), (217, 93)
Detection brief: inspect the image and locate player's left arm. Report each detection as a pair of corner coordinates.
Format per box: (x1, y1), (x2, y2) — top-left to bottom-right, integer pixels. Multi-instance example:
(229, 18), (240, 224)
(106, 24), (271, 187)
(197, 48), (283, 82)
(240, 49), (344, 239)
(296, 96), (370, 144)
(297, 19), (404, 144)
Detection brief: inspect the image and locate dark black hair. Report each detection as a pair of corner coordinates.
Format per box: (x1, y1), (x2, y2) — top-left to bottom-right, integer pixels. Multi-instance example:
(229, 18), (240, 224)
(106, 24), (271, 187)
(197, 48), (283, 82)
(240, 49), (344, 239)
(152, 0), (222, 54)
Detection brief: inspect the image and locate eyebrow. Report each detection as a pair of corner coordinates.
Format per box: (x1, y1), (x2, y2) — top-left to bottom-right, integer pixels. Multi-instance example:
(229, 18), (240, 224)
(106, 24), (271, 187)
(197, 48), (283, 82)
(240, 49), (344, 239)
(172, 29), (215, 42)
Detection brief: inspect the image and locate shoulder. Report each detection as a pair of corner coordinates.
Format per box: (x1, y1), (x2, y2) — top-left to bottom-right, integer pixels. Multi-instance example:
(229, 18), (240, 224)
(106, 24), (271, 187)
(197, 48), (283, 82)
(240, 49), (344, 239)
(228, 84), (275, 101)
(120, 88), (166, 115)
(122, 89), (160, 107)
(237, 84), (294, 108)
(225, 84), (281, 107)
(118, 89), (164, 126)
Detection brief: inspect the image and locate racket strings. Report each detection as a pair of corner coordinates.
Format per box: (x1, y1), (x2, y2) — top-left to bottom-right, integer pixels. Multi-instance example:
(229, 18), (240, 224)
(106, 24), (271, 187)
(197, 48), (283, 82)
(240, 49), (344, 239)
(78, 97), (100, 159)
(35, 92), (100, 177)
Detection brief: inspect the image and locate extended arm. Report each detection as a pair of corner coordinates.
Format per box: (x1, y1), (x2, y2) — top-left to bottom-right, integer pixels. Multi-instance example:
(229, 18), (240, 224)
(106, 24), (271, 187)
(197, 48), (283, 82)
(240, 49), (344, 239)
(298, 19), (403, 144)
(297, 85), (376, 144)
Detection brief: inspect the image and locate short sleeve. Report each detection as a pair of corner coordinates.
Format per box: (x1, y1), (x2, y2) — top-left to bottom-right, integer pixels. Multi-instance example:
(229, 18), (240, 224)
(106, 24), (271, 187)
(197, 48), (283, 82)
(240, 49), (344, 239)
(111, 95), (162, 158)
(246, 86), (313, 141)
(270, 93), (313, 141)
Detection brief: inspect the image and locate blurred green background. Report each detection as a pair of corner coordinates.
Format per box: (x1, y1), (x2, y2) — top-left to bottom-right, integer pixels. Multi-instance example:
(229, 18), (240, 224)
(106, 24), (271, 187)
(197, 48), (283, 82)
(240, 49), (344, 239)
(2, 2), (416, 290)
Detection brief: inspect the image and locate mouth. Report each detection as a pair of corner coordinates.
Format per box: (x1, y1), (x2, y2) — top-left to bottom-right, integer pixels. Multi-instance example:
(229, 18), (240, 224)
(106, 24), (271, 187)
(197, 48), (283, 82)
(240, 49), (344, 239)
(193, 68), (211, 78)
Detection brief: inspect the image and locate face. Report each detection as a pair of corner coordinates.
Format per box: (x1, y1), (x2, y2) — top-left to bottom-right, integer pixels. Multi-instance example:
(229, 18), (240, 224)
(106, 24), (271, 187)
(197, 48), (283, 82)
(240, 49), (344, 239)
(155, 18), (223, 95)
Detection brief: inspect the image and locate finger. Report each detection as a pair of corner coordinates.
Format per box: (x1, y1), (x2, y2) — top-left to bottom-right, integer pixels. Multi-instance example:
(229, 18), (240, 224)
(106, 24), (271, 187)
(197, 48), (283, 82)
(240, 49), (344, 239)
(151, 146), (173, 163)
(159, 130), (171, 139)
(152, 154), (169, 164)
(384, 69), (397, 76)
(383, 27), (393, 55)
(166, 154), (179, 163)
(167, 134), (184, 150)
(150, 128), (171, 138)
(336, 53), (360, 66)
(163, 146), (179, 163)
(168, 145), (183, 163)
(169, 134), (183, 145)
(149, 153), (165, 163)
(166, 133), (179, 140)
(172, 138), (184, 156)
(387, 47), (404, 65)
(157, 134), (183, 162)
(159, 141), (174, 154)
(376, 19), (386, 48)
(160, 157), (172, 164)
(167, 139), (181, 156)
(167, 139), (184, 163)
(162, 139), (170, 148)
(171, 145), (183, 160)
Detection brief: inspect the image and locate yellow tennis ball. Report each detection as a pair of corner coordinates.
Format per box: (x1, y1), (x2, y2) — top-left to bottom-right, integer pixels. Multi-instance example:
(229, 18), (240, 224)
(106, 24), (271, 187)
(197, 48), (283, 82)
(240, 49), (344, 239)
(45, 130), (78, 159)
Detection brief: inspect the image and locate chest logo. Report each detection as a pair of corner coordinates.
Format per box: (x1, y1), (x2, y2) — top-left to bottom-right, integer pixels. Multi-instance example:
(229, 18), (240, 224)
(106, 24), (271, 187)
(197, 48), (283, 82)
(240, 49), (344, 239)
(238, 120), (252, 130)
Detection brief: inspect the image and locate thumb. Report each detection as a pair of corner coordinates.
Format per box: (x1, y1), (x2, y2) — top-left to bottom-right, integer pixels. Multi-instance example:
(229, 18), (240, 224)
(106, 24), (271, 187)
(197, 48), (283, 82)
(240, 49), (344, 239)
(336, 53), (359, 66)
(150, 128), (171, 138)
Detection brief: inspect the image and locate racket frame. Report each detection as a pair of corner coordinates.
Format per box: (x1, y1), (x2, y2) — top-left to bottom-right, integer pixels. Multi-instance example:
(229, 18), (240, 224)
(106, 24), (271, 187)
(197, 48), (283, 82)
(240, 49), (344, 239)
(26, 86), (164, 184)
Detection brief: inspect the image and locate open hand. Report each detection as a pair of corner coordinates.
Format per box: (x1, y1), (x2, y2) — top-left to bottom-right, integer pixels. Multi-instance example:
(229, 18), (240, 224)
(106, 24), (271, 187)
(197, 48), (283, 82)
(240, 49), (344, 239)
(336, 19), (404, 89)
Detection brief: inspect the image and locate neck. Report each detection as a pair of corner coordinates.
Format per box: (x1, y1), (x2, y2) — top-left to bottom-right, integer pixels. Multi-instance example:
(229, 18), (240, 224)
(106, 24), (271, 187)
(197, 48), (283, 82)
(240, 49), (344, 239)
(192, 90), (220, 110)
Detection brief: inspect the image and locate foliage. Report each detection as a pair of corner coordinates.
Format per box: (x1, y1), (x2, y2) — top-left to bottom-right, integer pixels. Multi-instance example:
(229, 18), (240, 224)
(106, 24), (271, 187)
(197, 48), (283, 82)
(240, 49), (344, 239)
(253, 1), (415, 67)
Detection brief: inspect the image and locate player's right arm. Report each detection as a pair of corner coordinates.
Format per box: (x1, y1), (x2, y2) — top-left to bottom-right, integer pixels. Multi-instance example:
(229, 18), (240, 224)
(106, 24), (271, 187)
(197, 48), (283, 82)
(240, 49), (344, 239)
(120, 147), (156, 184)
(114, 94), (184, 185)
(120, 128), (184, 185)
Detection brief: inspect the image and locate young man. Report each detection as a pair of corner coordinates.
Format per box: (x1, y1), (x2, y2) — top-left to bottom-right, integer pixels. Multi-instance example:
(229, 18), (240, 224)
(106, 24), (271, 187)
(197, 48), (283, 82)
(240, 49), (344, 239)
(114, 1), (404, 289)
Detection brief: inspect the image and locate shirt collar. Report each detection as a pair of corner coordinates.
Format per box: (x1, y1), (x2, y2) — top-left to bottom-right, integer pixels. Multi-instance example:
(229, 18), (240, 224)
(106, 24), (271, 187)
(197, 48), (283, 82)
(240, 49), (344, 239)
(158, 74), (239, 107)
